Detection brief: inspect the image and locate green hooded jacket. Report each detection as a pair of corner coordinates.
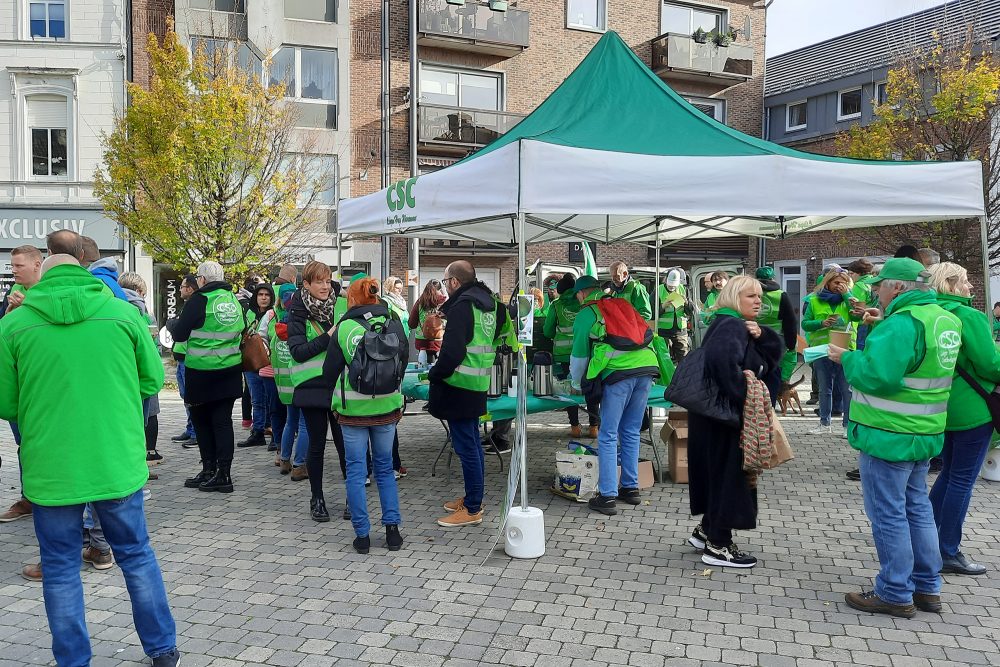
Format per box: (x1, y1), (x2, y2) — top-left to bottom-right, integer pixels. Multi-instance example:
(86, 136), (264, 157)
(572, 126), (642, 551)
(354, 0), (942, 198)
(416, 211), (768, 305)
(841, 290), (950, 462)
(0, 264), (164, 506)
(936, 292), (1000, 431)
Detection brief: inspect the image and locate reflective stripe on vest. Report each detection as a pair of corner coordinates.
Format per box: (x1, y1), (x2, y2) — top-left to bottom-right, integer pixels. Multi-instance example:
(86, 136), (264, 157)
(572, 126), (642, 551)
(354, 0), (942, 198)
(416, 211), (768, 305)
(184, 289), (244, 370)
(585, 302), (658, 380)
(444, 301), (500, 393)
(849, 303), (962, 435)
(331, 315), (404, 417)
(289, 322), (326, 387)
(657, 285), (687, 331)
(551, 299), (579, 359)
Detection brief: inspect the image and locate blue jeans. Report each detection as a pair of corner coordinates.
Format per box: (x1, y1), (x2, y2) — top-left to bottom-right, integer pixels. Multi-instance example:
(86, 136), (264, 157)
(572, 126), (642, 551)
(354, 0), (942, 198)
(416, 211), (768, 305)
(245, 371), (268, 432)
(266, 377), (285, 443)
(175, 360), (194, 437)
(82, 504), (109, 553)
(342, 423), (401, 537)
(448, 418), (485, 514)
(859, 453), (942, 604)
(814, 357), (850, 427)
(32, 491), (176, 665)
(597, 375), (653, 497)
(929, 424), (993, 558)
(280, 404), (310, 466)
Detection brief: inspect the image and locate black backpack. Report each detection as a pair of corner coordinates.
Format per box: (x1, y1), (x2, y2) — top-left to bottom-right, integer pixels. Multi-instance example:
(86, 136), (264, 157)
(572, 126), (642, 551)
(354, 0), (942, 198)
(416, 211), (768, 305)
(343, 312), (408, 399)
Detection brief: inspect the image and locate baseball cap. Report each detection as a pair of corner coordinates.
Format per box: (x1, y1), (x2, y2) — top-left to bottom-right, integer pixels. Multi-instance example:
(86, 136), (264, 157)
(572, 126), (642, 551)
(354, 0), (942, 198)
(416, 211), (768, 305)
(665, 269), (682, 287)
(567, 274), (601, 296)
(870, 257), (929, 285)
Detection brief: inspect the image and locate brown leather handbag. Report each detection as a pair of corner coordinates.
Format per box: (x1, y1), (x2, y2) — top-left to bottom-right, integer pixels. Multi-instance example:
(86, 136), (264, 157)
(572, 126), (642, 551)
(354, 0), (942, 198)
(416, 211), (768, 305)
(240, 311), (270, 372)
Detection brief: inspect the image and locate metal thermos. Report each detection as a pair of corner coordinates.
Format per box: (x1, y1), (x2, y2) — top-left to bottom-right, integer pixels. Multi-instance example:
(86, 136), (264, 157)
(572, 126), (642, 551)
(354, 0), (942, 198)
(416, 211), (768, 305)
(531, 351), (554, 397)
(488, 348), (513, 398)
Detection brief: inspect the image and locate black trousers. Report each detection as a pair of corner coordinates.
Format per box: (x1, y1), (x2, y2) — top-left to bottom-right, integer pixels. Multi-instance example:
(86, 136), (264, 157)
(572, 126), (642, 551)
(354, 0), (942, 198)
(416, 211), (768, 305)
(303, 407), (346, 498)
(145, 415), (158, 452)
(241, 377), (252, 421)
(190, 398), (237, 466)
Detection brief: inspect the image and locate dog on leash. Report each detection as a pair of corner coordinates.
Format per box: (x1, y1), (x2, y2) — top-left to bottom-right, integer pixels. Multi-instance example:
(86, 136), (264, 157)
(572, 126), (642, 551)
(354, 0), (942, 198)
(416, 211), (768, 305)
(777, 375), (806, 417)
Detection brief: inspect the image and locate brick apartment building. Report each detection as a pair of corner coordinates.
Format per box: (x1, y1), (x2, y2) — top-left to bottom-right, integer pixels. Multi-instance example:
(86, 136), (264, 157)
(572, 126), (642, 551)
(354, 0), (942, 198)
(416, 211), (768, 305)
(350, 0), (767, 297)
(759, 0), (1000, 311)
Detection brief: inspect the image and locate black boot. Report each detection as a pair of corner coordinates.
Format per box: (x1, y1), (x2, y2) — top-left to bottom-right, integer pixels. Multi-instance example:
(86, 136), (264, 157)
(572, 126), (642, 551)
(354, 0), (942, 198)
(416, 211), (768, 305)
(311, 496), (330, 522)
(386, 525), (403, 552)
(199, 461), (233, 493)
(184, 461), (214, 489)
(237, 430), (266, 448)
(353, 535), (370, 554)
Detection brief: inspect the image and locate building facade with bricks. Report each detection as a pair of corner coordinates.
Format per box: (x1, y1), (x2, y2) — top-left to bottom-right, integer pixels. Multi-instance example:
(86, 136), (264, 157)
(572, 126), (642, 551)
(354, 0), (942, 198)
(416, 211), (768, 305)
(350, 0), (766, 298)
(0, 0), (128, 294)
(759, 0), (1000, 315)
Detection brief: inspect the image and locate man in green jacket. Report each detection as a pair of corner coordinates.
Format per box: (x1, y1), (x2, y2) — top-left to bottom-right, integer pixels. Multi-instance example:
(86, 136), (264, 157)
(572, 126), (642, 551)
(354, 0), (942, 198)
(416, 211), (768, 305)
(828, 258), (961, 620)
(0, 254), (178, 666)
(603, 261), (652, 321)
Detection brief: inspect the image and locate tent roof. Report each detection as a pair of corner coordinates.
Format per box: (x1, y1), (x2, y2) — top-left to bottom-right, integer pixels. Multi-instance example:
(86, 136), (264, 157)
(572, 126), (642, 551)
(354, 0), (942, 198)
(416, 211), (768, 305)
(338, 32), (985, 245)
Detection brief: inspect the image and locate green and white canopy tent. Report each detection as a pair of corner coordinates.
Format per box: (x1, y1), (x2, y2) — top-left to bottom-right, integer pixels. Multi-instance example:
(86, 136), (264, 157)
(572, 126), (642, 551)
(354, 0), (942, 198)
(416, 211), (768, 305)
(338, 31), (985, 552)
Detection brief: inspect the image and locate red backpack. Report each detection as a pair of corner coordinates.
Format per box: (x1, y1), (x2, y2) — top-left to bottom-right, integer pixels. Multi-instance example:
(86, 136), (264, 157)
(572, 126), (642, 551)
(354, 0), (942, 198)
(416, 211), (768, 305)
(594, 298), (652, 351)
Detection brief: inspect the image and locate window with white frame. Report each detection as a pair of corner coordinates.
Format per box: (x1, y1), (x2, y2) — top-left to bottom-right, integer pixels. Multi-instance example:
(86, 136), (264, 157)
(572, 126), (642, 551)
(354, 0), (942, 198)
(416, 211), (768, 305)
(29, 0), (66, 38)
(661, 1), (724, 36)
(285, 0), (335, 22)
(567, 0), (606, 32)
(190, 0), (245, 12)
(786, 100), (807, 131)
(683, 95), (725, 123)
(838, 87), (862, 121)
(269, 47), (337, 103)
(420, 65), (502, 110)
(27, 95), (68, 178)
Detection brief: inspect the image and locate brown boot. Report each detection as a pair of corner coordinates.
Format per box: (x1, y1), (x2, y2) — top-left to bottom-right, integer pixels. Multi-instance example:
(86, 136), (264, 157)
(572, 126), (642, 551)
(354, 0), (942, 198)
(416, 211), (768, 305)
(437, 507), (484, 527)
(0, 499), (32, 522)
(913, 592), (942, 613)
(845, 591), (916, 618)
(21, 563), (42, 582)
(82, 547), (114, 571)
(290, 465), (309, 481)
(588, 425), (599, 438)
(280, 460), (292, 474)
(569, 425), (582, 438)
(274, 454), (281, 467)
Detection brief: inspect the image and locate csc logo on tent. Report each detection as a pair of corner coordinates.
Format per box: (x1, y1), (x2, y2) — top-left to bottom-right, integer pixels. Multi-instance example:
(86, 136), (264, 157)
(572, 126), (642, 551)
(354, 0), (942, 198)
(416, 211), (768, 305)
(387, 178), (417, 212)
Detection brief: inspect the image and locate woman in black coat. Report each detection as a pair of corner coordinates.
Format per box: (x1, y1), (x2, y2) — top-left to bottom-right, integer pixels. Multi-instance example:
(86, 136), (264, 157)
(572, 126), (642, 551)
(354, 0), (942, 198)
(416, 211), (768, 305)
(287, 261), (347, 523)
(687, 275), (783, 569)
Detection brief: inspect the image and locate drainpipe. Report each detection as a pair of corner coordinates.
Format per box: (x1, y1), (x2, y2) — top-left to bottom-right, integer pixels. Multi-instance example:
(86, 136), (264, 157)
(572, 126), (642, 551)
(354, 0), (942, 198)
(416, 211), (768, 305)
(757, 0), (774, 270)
(407, 0), (419, 306)
(380, 0), (391, 280)
(124, 0), (135, 273)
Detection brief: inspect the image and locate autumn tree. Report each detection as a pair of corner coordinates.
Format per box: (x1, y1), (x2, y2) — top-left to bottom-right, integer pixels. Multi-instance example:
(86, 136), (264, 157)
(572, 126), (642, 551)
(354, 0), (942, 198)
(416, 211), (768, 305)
(95, 21), (331, 273)
(837, 31), (1000, 270)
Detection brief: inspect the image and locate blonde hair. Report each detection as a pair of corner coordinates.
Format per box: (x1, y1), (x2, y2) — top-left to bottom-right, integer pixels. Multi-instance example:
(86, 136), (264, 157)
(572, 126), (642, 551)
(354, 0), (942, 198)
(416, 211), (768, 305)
(815, 268), (854, 295)
(928, 261), (968, 296)
(530, 287), (543, 308)
(118, 271), (148, 297)
(715, 275), (761, 313)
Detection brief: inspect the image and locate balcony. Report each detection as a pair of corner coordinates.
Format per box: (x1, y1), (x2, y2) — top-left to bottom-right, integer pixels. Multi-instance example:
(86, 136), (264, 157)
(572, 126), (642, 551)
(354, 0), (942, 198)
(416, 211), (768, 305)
(417, 104), (526, 154)
(650, 33), (753, 90)
(417, 0), (529, 57)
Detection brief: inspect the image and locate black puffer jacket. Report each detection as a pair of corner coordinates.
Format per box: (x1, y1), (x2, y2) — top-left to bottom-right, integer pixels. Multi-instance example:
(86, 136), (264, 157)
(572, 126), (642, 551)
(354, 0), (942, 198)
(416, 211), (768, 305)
(287, 290), (336, 409)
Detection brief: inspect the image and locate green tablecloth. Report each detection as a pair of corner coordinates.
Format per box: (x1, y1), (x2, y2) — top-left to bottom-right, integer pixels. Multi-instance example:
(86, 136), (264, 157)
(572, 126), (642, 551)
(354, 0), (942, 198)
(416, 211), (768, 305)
(402, 375), (670, 422)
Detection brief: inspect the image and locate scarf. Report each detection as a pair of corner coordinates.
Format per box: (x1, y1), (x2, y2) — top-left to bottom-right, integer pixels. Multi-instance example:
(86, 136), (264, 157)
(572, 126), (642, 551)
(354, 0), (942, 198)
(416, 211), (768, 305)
(300, 288), (337, 324)
(818, 288), (845, 305)
(383, 292), (407, 312)
(739, 369), (773, 474)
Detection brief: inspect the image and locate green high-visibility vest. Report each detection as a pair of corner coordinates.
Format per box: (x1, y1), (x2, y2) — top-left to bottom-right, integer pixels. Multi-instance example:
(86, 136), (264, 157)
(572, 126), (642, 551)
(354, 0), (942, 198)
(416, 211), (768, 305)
(173, 340), (188, 356)
(335, 295), (348, 324)
(585, 301), (658, 381)
(269, 317), (294, 405)
(184, 289), (244, 371)
(331, 315), (405, 417)
(756, 289), (783, 336)
(657, 285), (687, 331)
(444, 301), (504, 393)
(850, 304), (962, 436)
(289, 320), (327, 387)
(805, 294), (856, 348)
(414, 306), (439, 341)
(551, 297), (580, 361)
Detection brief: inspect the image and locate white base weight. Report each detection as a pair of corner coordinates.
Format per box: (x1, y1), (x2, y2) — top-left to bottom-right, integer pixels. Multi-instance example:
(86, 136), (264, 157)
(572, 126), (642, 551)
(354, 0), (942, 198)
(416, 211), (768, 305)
(504, 507), (545, 559)
(981, 449), (1000, 482)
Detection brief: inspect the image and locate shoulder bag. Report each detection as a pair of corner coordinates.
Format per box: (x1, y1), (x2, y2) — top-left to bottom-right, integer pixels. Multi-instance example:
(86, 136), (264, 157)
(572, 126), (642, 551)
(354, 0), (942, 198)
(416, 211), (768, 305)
(240, 310), (270, 372)
(663, 336), (749, 428)
(956, 365), (1000, 432)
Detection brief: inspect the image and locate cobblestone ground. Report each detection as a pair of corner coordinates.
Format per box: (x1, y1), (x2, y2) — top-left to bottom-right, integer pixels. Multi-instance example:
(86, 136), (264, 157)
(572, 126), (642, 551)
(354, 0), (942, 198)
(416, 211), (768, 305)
(1, 390), (1000, 667)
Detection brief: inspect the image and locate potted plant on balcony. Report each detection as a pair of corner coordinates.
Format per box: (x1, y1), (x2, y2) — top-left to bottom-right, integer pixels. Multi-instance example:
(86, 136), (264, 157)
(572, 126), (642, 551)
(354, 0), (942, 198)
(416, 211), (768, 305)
(692, 27), (709, 44)
(711, 29), (733, 47)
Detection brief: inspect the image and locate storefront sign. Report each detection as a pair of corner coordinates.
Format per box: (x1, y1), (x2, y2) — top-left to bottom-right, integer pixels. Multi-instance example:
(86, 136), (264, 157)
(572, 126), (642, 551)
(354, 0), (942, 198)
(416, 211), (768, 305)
(156, 268), (184, 328)
(0, 209), (124, 250)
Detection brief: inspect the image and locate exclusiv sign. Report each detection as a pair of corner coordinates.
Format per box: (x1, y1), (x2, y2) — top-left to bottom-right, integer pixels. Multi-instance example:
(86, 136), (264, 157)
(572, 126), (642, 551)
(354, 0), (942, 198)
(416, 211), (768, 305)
(0, 209), (123, 250)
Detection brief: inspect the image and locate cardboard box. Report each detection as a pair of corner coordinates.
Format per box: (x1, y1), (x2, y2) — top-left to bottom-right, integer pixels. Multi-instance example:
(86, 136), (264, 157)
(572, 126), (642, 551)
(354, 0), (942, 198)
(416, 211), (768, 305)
(662, 409), (689, 484)
(618, 459), (655, 490)
(669, 439), (688, 484)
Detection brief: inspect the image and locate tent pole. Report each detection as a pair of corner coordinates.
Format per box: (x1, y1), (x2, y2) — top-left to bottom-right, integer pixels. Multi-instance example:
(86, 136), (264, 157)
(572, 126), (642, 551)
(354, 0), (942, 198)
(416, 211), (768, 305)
(654, 223), (660, 323)
(517, 211), (529, 511)
(981, 214), (992, 309)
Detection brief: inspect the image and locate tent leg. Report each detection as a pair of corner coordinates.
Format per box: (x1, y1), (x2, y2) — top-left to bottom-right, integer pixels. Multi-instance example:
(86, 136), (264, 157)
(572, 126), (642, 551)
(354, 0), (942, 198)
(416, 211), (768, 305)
(517, 212), (529, 512)
(654, 225), (660, 324)
(981, 215), (992, 309)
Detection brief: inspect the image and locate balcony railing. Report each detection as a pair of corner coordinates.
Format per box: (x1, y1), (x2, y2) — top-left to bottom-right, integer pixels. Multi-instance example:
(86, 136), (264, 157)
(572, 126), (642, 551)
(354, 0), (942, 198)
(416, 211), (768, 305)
(650, 33), (753, 82)
(418, 0), (529, 56)
(417, 104), (526, 150)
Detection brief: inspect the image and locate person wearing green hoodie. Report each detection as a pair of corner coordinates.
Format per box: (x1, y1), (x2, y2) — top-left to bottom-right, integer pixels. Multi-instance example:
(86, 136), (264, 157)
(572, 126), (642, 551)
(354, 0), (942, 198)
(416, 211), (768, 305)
(926, 262), (1000, 576)
(0, 253), (178, 667)
(544, 273), (596, 437)
(829, 258), (962, 619)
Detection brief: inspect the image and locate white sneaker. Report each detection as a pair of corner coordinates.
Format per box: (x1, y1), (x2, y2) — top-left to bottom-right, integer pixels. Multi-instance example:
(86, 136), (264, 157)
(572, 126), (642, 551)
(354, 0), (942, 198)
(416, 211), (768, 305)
(142, 487), (152, 501)
(841, 427), (849, 439)
(807, 424), (833, 435)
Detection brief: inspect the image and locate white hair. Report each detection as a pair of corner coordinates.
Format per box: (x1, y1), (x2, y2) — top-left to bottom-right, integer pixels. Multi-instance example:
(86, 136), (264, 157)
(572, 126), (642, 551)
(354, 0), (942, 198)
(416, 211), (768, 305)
(196, 261), (225, 283)
(881, 279), (932, 293)
(40, 253), (80, 276)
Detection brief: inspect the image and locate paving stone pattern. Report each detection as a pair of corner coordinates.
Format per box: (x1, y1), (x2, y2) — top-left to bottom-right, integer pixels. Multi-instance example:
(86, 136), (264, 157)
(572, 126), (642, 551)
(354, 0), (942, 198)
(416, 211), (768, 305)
(1, 392), (999, 666)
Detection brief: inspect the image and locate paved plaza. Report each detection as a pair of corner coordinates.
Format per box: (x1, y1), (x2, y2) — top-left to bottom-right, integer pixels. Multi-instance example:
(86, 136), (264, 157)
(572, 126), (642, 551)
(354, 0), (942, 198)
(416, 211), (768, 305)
(1, 390), (1000, 667)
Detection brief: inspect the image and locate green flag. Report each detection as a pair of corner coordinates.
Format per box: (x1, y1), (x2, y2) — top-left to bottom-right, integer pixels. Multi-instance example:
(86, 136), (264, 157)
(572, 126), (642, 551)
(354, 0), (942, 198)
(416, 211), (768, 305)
(582, 242), (598, 279)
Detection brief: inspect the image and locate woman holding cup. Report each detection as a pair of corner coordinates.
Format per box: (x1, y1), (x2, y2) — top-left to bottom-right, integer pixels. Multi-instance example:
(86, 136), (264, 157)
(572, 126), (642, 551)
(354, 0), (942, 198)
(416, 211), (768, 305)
(803, 267), (860, 437)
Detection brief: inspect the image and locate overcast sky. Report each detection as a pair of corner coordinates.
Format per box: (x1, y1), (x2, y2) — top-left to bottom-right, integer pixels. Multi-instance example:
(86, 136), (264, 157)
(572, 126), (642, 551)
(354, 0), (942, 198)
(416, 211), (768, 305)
(766, 0), (951, 56)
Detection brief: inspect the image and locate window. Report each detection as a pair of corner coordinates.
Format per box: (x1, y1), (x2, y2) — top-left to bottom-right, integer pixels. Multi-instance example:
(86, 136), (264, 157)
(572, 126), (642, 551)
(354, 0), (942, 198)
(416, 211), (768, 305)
(661, 2), (724, 35)
(281, 154), (339, 207)
(683, 95), (725, 123)
(190, 0), (245, 12)
(786, 100), (807, 131)
(29, 1), (65, 38)
(191, 37), (262, 80)
(27, 95), (68, 178)
(567, 0), (606, 32)
(420, 66), (502, 110)
(838, 87), (862, 121)
(876, 81), (888, 105)
(285, 0), (335, 22)
(269, 47), (338, 103)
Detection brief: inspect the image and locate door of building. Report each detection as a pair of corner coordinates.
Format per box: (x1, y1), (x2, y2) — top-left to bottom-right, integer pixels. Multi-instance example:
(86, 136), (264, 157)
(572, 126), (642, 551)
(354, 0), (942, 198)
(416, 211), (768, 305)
(775, 261), (807, 332)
